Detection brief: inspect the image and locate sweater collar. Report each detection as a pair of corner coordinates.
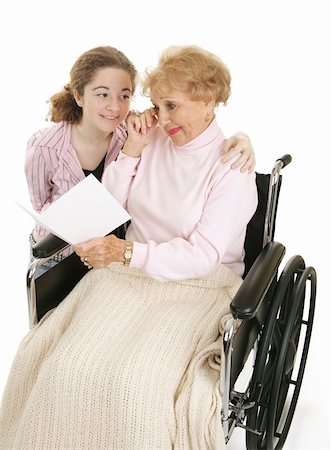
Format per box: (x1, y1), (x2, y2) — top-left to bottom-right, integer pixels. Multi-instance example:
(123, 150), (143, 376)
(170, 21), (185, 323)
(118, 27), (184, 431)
(173, 117), (223, 152)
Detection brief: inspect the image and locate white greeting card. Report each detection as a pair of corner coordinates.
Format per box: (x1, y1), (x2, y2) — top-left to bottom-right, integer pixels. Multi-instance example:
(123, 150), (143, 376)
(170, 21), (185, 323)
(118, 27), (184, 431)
(16, 175), (131, 245)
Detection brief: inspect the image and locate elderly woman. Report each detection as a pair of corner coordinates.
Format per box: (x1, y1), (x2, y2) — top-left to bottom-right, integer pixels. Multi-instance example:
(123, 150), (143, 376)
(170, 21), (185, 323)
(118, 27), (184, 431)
(0, 46), (257, 449)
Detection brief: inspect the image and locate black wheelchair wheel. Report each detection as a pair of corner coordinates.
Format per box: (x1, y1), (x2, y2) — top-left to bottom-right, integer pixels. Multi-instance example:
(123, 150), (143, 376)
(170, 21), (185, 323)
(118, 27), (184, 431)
(245, 256), (316, 450)
(265, 265), (316, 449)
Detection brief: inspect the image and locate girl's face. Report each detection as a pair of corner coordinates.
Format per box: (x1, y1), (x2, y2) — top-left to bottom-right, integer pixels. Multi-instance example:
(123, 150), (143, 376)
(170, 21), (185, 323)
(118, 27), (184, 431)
(151, 89), (215, 146)
(74, 67), (133, 134)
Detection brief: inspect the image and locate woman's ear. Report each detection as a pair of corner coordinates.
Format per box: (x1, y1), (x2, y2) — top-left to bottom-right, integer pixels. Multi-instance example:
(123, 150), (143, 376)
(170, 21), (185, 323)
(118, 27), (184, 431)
(204, 99), (216, 123)
(73, 89), (82, 108)
(205, 98), (216, 113)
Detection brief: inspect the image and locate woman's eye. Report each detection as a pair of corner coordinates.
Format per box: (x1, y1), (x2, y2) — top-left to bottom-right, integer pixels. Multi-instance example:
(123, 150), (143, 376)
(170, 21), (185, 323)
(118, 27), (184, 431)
(120, 95), (131, 100)
(167, 103), (176, 111)
(97, 93), (108, 98)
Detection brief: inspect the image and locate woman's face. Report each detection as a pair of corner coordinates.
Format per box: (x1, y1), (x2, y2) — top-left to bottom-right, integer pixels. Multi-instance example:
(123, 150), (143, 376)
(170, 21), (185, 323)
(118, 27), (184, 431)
(151, 89), (214, 146)
(74, 67), (133, 134)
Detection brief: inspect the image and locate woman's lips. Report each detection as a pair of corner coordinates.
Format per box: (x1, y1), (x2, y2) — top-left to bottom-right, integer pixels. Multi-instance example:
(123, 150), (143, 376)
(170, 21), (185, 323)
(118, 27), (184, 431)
(101, 114), (119, 121)
(167, 127), (181, 136)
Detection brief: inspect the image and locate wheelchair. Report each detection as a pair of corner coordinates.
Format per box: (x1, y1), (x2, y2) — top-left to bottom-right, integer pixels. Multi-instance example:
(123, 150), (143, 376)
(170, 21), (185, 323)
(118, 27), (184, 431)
(27, 154), (316, 450)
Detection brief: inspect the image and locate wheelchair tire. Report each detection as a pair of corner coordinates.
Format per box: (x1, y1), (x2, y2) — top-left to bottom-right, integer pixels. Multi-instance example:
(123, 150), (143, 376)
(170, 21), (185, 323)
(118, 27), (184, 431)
(245, 256), (316, 450)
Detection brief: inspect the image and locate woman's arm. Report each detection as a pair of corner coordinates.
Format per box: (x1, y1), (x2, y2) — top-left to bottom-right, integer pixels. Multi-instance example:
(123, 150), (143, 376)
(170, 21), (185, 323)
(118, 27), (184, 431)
(102, 152), (140, 208)
(102, 110), (157, 206)
(75, 167), (258, 280)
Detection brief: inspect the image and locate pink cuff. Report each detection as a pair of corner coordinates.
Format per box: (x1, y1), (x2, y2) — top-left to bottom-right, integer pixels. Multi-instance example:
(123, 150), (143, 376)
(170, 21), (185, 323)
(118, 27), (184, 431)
(130, 241), (148, 269)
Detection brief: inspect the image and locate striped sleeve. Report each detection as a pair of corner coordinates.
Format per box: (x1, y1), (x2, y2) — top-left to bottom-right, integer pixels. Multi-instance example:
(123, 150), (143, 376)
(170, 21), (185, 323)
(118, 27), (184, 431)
(24, 128), (60, 212)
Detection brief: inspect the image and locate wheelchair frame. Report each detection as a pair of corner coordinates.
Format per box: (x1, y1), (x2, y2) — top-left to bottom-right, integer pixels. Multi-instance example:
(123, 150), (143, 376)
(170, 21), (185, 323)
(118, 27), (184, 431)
(220, 156), (316, 449)
(26, 155), (316, 450)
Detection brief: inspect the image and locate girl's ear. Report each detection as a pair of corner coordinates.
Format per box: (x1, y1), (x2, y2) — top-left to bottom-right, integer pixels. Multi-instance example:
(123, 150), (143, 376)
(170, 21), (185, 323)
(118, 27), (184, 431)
(73, 89), (82, 108)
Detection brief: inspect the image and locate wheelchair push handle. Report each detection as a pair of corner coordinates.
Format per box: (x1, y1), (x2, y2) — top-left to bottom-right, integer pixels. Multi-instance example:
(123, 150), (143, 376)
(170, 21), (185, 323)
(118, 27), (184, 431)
(271, 154), (292, 179)
(276, 154), (292, 169)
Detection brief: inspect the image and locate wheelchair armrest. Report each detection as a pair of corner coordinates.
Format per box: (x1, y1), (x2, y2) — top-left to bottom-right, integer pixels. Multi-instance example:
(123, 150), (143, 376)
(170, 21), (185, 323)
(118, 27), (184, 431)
(31, 221), (130, 258)
(31, 233), (69, 258)
(31, 221), (131, 259)
(230, 241), (285, 320)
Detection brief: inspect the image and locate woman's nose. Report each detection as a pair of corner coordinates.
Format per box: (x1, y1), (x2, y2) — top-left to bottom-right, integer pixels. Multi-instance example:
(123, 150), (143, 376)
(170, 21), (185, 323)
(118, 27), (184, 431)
(106, 98), (120, 112)
(157, 109), (170, 127)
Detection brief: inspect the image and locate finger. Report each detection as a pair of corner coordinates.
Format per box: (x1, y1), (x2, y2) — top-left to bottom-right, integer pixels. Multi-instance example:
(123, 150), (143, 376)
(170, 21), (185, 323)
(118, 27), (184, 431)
(221, 148), (241, 163)
(74, 246), (85, 257)
(142, 108), (154, 128)
(127, 115), (143, 134)
(150, 107), (159, 120)
(239, 161), (251, 173)
(241, 156), (256, 173)
(230, 154), (246, 169)
(128, 110), (140, 117)
(75, 238), (101, 255)
(235, 156), (255, 173)
(79, 255), (93, 268)
(229, 147), (251, 168)
(138, 113), (149, 136)
(74, 242), (92, 253)
(90, 257), (108, 269)
(220, 137), (237, 155)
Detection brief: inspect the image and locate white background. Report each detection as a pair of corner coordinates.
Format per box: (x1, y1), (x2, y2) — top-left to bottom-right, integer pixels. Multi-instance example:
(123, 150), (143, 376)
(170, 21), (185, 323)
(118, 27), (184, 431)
(0, 1), (330, 449)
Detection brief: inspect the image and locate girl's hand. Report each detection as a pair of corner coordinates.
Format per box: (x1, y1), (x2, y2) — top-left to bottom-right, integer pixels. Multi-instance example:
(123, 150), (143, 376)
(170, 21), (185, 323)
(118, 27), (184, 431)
(221, 132), (256, 173)
(123, 108), (158, 158)
(74, 235), (126, 269)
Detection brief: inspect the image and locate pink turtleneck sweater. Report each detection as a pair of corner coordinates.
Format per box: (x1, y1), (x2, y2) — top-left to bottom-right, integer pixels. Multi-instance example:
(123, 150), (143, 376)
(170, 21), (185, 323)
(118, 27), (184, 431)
(102, 120), (258, 281)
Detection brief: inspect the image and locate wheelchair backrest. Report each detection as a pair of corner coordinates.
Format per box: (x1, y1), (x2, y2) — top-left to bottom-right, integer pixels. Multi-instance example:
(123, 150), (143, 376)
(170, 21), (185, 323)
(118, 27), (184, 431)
(230, 171), (283, 388)
(243, 173), (282, 276)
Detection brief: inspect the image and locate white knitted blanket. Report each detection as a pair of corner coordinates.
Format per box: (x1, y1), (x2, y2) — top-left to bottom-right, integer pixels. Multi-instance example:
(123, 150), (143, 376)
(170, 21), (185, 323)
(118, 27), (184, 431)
(0, 263), (242, 450)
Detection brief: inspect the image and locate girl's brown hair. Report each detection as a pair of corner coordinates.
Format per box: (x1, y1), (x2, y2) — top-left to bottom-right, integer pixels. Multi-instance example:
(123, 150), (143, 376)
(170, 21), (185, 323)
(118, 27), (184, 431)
(48, 46), (137, 123)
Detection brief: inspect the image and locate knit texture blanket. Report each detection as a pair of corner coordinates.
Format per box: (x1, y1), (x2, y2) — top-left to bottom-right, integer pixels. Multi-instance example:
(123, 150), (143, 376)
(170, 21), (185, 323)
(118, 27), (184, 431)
(0, 263), (242, 450)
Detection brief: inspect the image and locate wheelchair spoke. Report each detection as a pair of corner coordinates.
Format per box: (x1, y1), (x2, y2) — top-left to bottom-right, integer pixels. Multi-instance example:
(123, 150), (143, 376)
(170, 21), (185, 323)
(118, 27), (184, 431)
(245, 257), (317, 450)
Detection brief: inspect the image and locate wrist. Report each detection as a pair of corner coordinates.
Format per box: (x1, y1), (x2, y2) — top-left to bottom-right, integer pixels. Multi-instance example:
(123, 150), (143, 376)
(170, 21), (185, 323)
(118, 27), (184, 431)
(122, 139), (145, 158)
(123, 240), (133, 266)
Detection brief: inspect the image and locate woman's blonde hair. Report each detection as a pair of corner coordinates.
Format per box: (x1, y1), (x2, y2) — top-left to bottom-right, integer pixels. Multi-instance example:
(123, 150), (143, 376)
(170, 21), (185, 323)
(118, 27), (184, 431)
(142, 45), (231, 106)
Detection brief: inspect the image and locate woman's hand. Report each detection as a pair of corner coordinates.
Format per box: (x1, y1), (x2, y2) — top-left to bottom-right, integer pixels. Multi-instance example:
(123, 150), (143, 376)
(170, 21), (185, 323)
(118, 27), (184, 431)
(74, 235), (126, 269)
(221, 132), (256, 173)
(123, 108), (157, 158)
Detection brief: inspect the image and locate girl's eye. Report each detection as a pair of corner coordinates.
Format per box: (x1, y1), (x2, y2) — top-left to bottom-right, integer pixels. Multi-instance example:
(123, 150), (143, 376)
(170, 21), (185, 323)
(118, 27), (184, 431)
(120, 94), (131, 100)
(97, 93), (108, 98)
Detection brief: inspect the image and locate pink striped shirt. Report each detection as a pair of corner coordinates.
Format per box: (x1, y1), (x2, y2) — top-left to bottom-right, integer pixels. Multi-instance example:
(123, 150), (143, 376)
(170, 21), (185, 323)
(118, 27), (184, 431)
(25, 121), (128, 241)
(103, 120), (258, 280)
